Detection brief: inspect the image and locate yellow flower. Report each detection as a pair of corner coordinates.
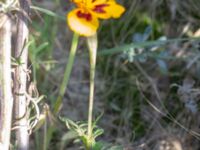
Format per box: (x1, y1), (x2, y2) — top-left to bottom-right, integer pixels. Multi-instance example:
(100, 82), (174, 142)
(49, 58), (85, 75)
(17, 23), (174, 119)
(67, 0), (125, 36)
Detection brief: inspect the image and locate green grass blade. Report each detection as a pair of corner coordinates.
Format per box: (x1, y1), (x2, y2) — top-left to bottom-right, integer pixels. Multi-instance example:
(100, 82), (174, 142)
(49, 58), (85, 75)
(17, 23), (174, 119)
(31, 6), (65, 20)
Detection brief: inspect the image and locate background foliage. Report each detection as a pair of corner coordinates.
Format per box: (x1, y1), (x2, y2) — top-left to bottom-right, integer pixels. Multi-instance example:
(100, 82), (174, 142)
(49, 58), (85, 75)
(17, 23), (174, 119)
(28, 0), (200, 149)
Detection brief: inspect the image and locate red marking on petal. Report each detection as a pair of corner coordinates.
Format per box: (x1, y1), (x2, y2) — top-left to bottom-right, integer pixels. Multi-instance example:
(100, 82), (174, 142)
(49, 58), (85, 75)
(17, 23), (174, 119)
(77, 10), (92, 21)
(93, 4), (109, 13)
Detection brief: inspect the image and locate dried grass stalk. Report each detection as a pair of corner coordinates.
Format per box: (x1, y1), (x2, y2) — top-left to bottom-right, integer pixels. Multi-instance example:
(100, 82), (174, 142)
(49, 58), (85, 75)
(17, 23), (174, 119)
(14, 0), (30, 149)
(0, 14), (13, 150)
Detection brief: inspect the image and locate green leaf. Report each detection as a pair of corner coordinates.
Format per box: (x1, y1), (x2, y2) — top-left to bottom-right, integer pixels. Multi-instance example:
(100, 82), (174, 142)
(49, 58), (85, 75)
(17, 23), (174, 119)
(92, 142), (104, 150)
(98, 37), (200, 56)
(30, 6), (65, 20)
(59, 116), (79, 129)
(93, 128), (104, 139)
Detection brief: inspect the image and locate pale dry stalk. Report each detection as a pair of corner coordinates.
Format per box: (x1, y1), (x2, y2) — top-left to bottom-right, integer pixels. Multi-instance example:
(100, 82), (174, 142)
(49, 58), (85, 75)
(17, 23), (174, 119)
(14, 0), (30, 149)
(0, 14), (13, 150)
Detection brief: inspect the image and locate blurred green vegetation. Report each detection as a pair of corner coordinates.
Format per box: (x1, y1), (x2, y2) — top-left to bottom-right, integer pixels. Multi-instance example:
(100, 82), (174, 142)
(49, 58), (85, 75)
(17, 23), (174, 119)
(28, 0), (200, 149)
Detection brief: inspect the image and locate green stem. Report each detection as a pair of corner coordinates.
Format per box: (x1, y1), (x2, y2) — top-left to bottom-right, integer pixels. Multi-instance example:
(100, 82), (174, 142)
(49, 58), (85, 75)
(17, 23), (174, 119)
(87, 34), (98, 148)
(54, 33), (79, 114)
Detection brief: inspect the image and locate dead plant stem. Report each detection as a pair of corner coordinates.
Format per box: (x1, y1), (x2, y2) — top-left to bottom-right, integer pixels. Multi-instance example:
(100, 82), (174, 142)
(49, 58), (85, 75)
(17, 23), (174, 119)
(14, 0), (30, 149)
(0, 14), (13, 150)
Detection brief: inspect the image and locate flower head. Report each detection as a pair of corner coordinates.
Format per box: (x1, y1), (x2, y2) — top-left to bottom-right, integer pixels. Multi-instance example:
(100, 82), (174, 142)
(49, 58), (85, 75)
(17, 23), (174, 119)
(67, 0), (125, 36)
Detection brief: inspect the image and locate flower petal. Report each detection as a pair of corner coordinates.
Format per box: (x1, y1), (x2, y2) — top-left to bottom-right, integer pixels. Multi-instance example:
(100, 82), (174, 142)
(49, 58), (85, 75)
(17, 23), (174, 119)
(67, 8), (99, 36)
(72, 0), (83, 3)
(91, 1), (125, 19)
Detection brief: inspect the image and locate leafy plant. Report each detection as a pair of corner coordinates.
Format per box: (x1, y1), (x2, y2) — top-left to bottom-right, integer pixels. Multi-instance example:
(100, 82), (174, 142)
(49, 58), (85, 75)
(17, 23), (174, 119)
(59, 116), (104, 150)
